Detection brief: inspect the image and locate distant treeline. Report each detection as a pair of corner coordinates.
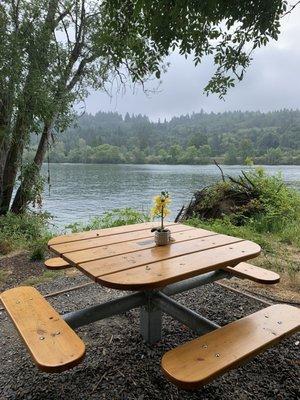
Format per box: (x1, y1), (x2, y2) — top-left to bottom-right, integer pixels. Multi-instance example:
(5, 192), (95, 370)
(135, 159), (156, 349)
(27, 109), (300, 165)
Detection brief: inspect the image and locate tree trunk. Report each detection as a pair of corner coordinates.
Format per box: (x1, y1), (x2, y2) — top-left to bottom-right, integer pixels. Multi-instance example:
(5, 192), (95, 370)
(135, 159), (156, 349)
(0, 98), (34, 214)
(0, 135), (9, 201)
(9, 9), (90, 214)
(0, 7), (19, 206)
(10, 121), (52, 214)
(0, 140), (10, 207)
(0, 0), (59, 215)
(0, 88), (15, 214)
(0, 86), (14, 208)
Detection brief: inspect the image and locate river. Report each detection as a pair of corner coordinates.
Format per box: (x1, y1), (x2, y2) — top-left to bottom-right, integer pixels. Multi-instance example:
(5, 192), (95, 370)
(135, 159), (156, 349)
(40, 164), (300, 229)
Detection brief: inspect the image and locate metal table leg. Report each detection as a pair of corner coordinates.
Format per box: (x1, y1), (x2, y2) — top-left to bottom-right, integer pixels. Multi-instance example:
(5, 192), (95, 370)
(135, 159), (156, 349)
(62, 269), (232, 345)
(140, 298), (162, 345)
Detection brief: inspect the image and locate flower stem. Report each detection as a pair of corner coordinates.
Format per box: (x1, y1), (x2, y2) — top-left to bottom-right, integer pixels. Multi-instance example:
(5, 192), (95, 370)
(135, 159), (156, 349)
(161, 205), (164, 230)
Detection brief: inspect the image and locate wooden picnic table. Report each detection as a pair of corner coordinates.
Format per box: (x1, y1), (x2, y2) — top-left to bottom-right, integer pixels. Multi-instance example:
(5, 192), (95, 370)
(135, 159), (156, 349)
(47, 221), (265, 346)
(2, 221), (299, 388)
(48, 222), (261, 291)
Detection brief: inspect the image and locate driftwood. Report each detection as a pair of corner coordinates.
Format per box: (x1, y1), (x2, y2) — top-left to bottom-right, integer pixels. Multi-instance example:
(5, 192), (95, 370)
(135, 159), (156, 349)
(176, 163), (262, 224)
(214, 159), (225, 182)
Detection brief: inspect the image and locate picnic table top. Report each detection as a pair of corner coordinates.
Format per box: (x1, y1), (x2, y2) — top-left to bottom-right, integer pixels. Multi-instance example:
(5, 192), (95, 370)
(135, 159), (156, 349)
(48, 222), (261, 290)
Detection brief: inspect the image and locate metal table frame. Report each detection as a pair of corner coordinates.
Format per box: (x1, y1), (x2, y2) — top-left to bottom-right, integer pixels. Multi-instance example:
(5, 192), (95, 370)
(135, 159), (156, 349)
(63, 269), (232, 345)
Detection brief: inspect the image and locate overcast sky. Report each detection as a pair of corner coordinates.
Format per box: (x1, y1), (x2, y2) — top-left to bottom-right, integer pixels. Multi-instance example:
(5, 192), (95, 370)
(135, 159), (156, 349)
(83, 7), (300, 121)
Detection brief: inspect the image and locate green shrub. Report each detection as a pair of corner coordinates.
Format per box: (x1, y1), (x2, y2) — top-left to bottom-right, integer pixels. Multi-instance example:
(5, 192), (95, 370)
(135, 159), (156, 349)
(280, 222), (300, 247)
(66, 208), (150, 233)
(245, 167), (300, 234)
(29, 236), (52, 261)
(187, 168), (300, 247)
(0, 212), (52, 255)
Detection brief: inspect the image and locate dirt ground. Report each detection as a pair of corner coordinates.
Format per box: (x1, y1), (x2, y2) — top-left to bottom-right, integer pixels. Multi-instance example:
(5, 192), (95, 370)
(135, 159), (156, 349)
(0, 253), (299, 400)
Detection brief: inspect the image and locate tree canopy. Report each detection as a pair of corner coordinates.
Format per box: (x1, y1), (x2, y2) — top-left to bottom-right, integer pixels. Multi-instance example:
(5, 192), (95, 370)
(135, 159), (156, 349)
(101, 0), (287, 96)
(24, 109), (300, 166)
(0, 0), (296, 214)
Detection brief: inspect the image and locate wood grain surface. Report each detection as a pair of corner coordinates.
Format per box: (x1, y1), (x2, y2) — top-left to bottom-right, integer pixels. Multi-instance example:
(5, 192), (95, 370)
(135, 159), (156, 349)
(161, 304), (300, 389)
(48, 222), (262, 291)
(0, 286), (85, 372)
(96, 240), (261, 290)
(225, 262), (280, 284)
(48, 221), (176, 246)
(44, 257), (71, 270)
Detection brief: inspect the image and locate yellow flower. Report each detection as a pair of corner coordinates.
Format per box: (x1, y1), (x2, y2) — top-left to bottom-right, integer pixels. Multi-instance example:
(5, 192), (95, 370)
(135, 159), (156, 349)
(162, 208), (170, 217)
(151, 191), (171, 227)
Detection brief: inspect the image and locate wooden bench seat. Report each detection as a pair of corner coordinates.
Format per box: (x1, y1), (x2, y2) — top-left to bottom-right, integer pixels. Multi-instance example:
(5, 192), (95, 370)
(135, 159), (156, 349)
(161, 304), (300, 390)
(0, 286), (85, 372)
(44, 257), (71, 270)
(224, 262), (280, 284)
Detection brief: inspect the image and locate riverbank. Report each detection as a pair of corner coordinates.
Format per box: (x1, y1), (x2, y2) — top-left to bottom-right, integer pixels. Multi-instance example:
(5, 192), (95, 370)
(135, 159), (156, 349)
(1, 190), (299, 302)
(1, 167), (299, 300)
(37, 158), (300, 166)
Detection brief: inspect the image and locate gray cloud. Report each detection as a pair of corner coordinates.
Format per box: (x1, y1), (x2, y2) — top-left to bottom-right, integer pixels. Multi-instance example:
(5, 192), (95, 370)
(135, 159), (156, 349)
(83, 8), (300, 121)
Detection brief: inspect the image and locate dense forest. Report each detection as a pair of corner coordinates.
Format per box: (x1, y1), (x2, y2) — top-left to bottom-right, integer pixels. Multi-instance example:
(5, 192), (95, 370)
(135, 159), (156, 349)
(28, 109), (300, 165)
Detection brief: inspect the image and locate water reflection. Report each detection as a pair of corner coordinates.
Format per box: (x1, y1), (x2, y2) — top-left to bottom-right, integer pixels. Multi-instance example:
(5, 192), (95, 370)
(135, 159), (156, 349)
(41, 164), (300, 229)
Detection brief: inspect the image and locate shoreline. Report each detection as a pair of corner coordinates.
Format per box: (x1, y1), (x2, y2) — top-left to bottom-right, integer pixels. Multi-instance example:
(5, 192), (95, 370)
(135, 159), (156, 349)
(43, 162), (300, 166)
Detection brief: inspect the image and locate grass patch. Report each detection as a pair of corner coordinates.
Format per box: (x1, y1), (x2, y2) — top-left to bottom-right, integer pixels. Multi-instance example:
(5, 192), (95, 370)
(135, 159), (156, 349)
(66, 208), (149, 232)
(0, 269), (10, 284)
(186, 217), (274, 251)
(22, 270), (62, 286)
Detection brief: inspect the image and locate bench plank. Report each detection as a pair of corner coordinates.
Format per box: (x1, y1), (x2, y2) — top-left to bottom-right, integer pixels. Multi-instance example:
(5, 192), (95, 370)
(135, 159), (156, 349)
(0, 286), (85, 372)
(225, 262), (280, 284)
(161, 304), (300, 389)
(44, 257), (71, 270)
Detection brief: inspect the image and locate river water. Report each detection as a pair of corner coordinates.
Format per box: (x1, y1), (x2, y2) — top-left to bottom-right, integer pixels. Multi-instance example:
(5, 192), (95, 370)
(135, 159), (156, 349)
(40, 164), (300, 229)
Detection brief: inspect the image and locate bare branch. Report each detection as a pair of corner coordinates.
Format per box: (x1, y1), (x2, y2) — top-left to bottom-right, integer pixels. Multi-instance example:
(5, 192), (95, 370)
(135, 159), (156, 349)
(11, 0), (21, 30)
(61, 18), (71, 48)
(55, 8), (70, 25)
(53, 31), (62, 72)
(66, 54), (97, 91)
(214, 159), (226, 182)
(281, 1), (300, 18)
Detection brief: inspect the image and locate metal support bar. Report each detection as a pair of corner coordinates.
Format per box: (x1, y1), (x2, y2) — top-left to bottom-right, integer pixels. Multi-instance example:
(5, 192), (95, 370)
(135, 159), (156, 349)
(63, 292), (146, 329)
(62, 270), (230, 340)
(153, 291), (220, 335)
(163, 269), (231, 296)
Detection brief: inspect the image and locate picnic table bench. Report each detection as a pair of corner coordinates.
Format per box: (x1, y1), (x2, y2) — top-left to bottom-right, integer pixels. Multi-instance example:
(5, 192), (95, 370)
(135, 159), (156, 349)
(1, 286), (85, 372)
(1, 222), (299, 389)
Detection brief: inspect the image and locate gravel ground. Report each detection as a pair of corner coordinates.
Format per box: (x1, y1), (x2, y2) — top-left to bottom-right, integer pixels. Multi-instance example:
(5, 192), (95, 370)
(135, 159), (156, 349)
(0, 253), (49, 290)
(0, 257), (299, 400)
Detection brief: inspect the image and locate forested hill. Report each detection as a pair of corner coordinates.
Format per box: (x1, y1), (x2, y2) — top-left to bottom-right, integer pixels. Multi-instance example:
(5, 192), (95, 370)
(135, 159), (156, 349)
(31, 109), (300, 165)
